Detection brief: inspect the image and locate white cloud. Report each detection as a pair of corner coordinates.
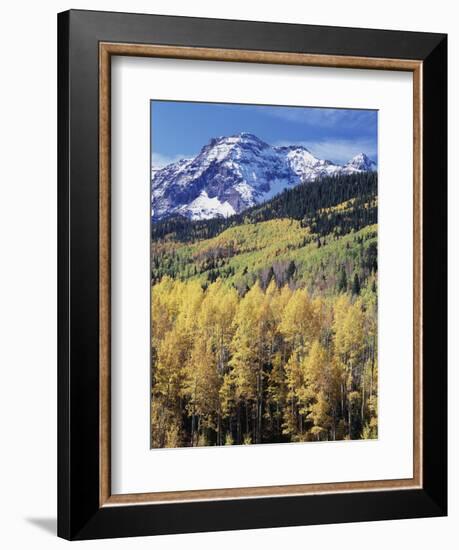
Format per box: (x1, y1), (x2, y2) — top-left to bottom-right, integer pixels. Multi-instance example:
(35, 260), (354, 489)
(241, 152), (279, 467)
(151, 152), (187, 170)
(266, 107), (377, 131)
(275, 138), (377, 165)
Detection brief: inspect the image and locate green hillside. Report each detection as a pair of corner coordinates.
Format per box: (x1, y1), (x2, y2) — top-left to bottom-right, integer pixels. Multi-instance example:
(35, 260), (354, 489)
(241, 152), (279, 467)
(152, 172), (377, 297)
(152, 216), (377, 297)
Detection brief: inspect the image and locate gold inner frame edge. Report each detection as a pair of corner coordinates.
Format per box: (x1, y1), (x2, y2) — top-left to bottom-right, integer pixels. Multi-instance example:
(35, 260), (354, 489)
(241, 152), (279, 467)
(99, 42), (423, 507)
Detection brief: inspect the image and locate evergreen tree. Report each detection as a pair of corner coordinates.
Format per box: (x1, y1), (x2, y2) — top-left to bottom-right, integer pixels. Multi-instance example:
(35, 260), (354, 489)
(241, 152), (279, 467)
(286, 260), (296, 281)
(338, 267), (348, 293)
(352, 273), (361, 295)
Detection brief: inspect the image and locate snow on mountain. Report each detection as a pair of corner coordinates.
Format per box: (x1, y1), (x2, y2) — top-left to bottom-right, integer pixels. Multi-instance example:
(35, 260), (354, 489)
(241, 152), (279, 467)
(151, 132), (376, 221)
(343, 153), (377, 174)
(180, 190), (236, 220)
(277, 145), (344, 181)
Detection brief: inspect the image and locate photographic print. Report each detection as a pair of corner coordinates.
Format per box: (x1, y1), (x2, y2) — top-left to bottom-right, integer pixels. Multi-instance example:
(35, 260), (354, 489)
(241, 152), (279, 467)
(150, 100), (378, 449)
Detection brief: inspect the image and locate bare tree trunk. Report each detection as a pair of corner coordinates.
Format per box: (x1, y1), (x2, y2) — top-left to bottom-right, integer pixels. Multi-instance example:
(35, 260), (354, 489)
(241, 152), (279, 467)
(191, 382), (197, 446)
(370, 333), (375, 397)
(277, 402), (280, 435)
(258, 369), (263, 444)
(361, 373), (365, 423)
(237, 404), (241, 444)
(348, 402), (352, 439)
(191, 413), (195, 447)
(245, 400), (249, 440)
(217, 412), (221, 446)
(255, 386), (259, 443)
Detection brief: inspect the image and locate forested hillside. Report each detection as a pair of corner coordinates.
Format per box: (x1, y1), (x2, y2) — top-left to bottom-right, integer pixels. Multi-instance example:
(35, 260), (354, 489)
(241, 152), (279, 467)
(153, 171), (376, 241)
(151, 172), (378, 448)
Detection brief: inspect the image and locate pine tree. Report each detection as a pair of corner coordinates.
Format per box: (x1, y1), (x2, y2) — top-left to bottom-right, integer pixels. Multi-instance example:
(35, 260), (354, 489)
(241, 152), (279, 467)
(338, 266), (348, 293)
(352, 273), (361, 295)
(286, 260), (296, 281)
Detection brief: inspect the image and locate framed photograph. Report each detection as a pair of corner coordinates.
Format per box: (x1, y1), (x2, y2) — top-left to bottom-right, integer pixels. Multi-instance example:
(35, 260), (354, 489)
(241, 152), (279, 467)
(58, 10), (447, 540)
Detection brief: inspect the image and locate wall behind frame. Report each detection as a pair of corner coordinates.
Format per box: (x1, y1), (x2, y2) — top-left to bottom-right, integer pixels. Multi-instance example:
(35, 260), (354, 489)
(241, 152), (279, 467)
(0, 1), (455, 549)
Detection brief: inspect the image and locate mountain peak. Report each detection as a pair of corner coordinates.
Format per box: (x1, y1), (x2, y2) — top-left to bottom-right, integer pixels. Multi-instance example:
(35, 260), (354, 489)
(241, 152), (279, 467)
(345, 152), (377, 172)
(209, 132), (266, 145)
(351, 152), (369, 162)
(275, 144), (312, 153)
(235, 131), (261, 140)
(152, 133), (377, 221)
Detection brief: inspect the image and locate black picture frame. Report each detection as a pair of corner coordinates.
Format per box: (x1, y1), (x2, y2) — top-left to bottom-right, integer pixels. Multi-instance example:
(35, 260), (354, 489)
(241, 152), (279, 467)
(58, 9), (447, 540)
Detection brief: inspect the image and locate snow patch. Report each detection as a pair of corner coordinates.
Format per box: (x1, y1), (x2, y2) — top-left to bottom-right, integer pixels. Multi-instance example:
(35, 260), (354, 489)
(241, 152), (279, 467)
(182, 191), (236, 220)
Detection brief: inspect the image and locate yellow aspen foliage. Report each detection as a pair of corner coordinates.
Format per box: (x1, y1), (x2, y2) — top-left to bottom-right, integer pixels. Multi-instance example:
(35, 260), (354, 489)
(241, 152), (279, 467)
(184, 338), (220, 433)
(279, 289), (319, 357)
(151, 276), (378, 447)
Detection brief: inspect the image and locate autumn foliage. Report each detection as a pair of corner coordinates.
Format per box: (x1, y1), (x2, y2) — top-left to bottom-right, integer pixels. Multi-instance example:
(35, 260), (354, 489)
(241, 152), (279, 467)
(151, 277), (377, 447)
(151, 172), (378, 447)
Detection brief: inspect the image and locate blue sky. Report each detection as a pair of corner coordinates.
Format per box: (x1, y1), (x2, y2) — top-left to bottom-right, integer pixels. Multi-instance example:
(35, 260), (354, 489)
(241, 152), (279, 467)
(150, 100), (377, 167)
